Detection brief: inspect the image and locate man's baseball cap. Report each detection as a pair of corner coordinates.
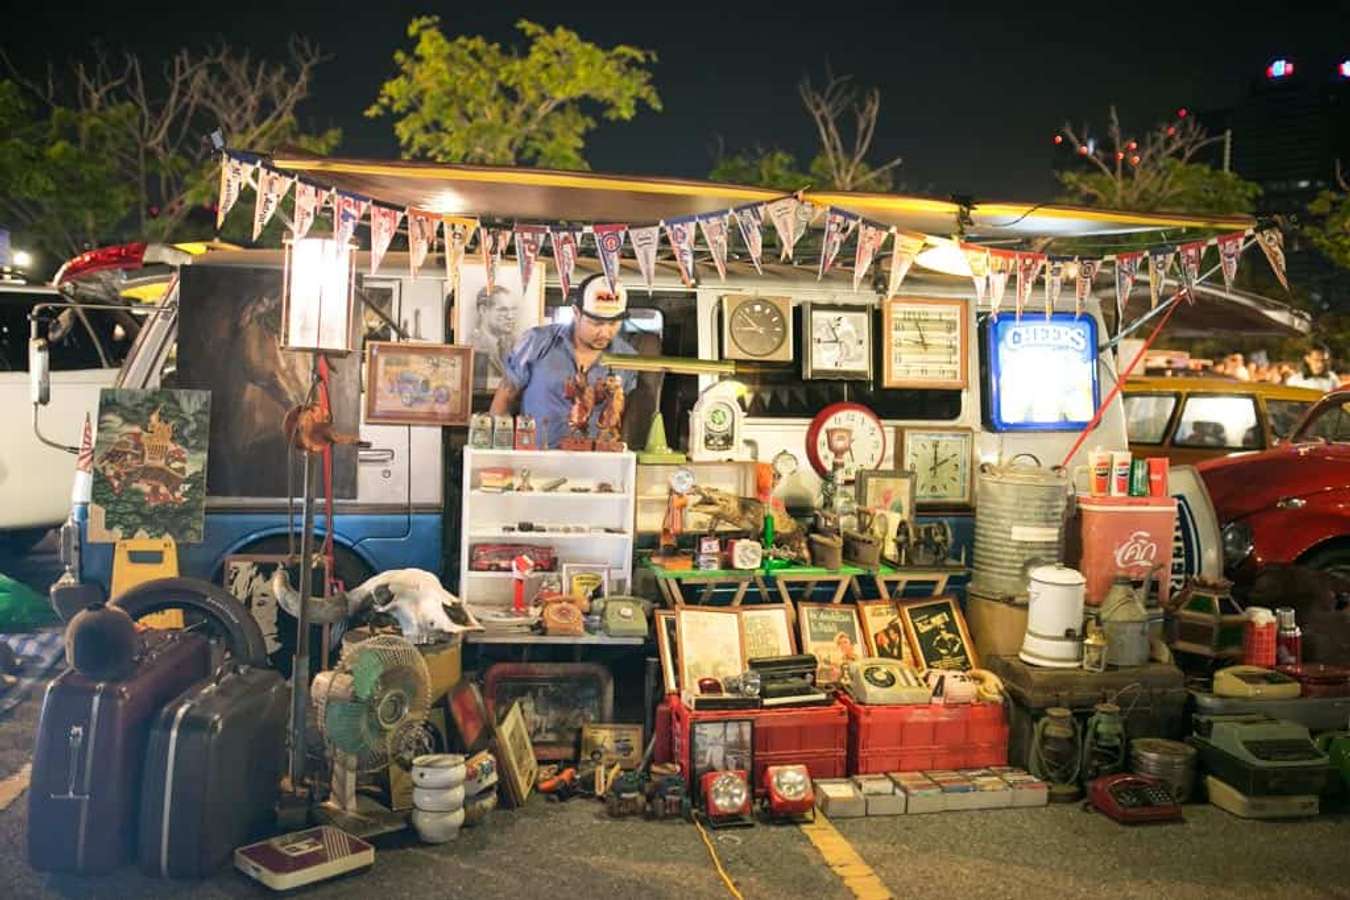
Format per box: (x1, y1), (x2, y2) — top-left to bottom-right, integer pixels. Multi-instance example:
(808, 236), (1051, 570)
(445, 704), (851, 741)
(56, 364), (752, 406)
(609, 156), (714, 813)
(574, 274), (628, 321)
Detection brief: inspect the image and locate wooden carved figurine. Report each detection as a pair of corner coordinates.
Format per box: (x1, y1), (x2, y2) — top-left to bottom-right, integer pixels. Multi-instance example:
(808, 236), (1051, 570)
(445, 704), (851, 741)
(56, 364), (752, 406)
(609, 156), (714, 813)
(594, 373), (626, 452)
(560, 367), (596, 451)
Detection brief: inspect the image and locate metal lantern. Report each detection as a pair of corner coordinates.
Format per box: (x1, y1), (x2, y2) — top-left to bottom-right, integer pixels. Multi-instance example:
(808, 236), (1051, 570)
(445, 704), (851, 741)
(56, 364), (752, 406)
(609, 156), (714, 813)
(281, 236), (357, 354)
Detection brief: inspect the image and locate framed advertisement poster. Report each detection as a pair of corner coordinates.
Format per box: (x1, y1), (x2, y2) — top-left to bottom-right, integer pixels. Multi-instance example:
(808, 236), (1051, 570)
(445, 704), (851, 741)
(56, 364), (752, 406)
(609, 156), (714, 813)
(897, 596), (978, 672)
(797, 603), (864, 686)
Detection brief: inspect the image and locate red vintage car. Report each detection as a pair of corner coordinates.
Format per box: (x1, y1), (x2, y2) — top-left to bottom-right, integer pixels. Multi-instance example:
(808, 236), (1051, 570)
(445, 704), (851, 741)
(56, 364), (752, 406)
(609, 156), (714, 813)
(1198, 389), (1350, 582)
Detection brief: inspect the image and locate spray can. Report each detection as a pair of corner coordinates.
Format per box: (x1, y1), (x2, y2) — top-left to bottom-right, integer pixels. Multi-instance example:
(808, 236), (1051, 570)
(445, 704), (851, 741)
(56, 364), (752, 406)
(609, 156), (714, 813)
(1129, 459), (1150, 497)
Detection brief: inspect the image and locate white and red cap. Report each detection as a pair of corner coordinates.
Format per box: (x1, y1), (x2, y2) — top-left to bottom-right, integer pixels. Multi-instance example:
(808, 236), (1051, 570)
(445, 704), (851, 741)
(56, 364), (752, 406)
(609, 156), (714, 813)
(575, 274), (628, 321)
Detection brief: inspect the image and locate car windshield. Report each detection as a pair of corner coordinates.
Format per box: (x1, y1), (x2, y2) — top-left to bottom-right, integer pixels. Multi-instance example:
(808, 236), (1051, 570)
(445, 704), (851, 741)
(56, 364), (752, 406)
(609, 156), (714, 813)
(1295, 400), (1350, 443)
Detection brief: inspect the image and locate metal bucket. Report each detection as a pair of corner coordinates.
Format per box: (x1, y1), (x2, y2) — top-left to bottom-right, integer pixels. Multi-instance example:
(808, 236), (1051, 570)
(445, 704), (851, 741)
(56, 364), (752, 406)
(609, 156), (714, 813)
(972, 454), (1071, 600)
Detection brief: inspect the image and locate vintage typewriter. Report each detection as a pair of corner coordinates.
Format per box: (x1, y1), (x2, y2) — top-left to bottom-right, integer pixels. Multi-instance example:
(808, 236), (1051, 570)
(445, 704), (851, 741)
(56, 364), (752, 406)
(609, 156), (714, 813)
(749, 654), (830, 707)
(1189, 714), (1330, 796)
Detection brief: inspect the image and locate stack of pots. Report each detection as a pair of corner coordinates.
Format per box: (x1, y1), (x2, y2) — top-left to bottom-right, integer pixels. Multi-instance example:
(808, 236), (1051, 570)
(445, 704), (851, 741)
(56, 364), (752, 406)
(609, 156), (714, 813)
(411, 754), (468, 843)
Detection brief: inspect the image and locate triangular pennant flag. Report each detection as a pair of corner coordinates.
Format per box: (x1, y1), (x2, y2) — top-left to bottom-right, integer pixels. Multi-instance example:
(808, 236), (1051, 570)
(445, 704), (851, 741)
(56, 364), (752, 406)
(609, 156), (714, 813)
(292, 181), (326, 241)
(888, 230), (927, 297)
(664, 216), (699, 286)
(71, 412), (94, 503)
(629, 225), (660, 291)
(592, 224), (628, 293)
(853, 221), (888, 291)
(252, 169), (293, 241)
(698, 213), (731, 281)
(1114, 251), (1142, 322)
(1216, 232), (1244, 292)
(733, 203), (765, 274)
(1075, 258), (1101, 319)
(765, 197), (798, 261)
(794, 200), (819, 248)
(550, 228), (584, 297)
(963, 245), (990, 306)
(408, 209), (440, 278)
(818, 208), (859, 279)
(514, 225), (547, 290)
(479, 226), (512, 294)
(988, 250), (1015, 319)
(368, 205), (404, 274)
(216, 156), (255, 229)
(1014, 252), (1046, 320)
(1043, 259), (1065, 320)
(1177, 240), (1205, 299)
(333, 193), (369, 250)
(1257, 228), (1289, 292)
(442, 215), (477, 298)
(1148, 247), (1175, 309)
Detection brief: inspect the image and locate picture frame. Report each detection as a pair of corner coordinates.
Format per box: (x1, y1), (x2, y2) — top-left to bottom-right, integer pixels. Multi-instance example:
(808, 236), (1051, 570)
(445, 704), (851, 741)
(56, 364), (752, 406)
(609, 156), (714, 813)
(364, 341), (473, 426)
(690, 718), (755, 792)
(223, 553), (333, 667)
(655, 611), (680, 694)
(457, 260), (546, 395)
(738, 605), (796, 661)
(897, 596), (979, 672)
(856, 599), (918, 668)
(855, 468), (917, 522)
(482, 662), (614, 761)
(446, 680), (494, 755)
(897, 426), (975, 509)
(561, 563), (610, 602)
(797, 603), (865, 686)
(494, 700), (538, 808)
(675, 607), (746, 696)
(881, 296), (969, 389)
(802, 302), (873, 381)
(580, 723), (645, 769)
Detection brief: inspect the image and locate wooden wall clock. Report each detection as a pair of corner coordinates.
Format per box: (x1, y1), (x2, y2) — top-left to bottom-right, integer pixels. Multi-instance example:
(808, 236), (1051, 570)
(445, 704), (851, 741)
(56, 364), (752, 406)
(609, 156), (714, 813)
(805, 402), (886, 482)
(721, 294), (793, 362)
(882, 297), (968, 389)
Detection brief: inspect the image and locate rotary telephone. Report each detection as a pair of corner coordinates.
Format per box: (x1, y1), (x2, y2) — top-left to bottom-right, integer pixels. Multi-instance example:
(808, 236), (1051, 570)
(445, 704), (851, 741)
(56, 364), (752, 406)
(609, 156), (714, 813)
(1088, 773), (1182, 824)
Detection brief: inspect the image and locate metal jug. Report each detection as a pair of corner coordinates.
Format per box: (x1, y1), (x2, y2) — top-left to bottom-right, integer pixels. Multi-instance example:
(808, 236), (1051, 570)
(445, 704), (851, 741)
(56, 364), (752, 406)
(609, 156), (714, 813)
(1100, 566), (1158, 667)
(972, 453), (1071, 599)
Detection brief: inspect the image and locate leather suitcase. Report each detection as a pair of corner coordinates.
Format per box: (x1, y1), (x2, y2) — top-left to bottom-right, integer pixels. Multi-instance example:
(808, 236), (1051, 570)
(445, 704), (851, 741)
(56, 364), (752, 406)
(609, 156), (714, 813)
(139, 664), (288, 878)
(28, 630), (210, 874)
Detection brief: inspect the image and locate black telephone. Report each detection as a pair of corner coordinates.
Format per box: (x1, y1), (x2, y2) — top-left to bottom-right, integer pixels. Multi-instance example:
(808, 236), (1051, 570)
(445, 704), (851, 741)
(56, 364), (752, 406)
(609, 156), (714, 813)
(1088, 774), (1183, 824)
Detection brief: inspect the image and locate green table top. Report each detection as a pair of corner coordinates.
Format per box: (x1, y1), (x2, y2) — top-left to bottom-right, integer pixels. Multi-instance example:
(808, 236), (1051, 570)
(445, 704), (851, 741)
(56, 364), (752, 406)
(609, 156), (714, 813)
(646, 561), (968, 579)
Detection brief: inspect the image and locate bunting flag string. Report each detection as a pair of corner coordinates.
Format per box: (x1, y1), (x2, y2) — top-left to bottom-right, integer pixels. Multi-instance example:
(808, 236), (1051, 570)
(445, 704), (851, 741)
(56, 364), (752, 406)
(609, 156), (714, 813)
(733, 203), (765, 274)
(1216, 232), (1244, 292)
(1148, 246), (1175, 309)
(988, 250), (1015, 320)
(334, 193), (370, 251)
(480, 226), (512, 294)
(629, 225), (660, 290)
(1044, 259), (1064, 320)
(1075, 258), (1101, 319)
(368, 205), (404, 274)
(853, 220), (888, 291)
(664, 216), (698, 286)
(593, 223), (628, 293)
(1014, 252), (1045, 320)
(217, 156), (255, 229)
(550, 228), (584, 297)
(888, 231), (927, 298)
(819, 208), (859, 279)
(443, 215), (477, 298)
(406, 210), (440, 279)
(963, 245), (990, 307)
(1177, 240), (1205, 300)
(514, 225), (548, 290)
(1114, 251), (1142, 322)
(1257, 228), (1289, 292)
(765, 197), (799, 260)
(698, 213), (731, 281)
(291, 181), (326, 241)
(252, 169), (293, 241)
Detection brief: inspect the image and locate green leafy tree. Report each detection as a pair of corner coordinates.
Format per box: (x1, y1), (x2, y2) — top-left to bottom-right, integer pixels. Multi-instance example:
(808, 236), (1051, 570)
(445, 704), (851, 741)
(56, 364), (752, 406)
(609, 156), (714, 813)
(368, 17), (660, 169)
(708, 146), (812, 192)
(1303, 167), (1350, 269)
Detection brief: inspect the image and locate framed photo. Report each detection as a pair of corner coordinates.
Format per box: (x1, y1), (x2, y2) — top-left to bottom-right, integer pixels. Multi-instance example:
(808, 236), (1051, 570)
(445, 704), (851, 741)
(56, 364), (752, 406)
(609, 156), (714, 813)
(676, 607), (745, 695)
(803, 302), (872, 380)
(721, 294), (793, 362)
(457, 260), (546, 394)
(856, 600), (918, 668)
(738, 605), (796, 661)
(561, 563), (610, 602)
(364, 341), (473, 426)
(882, 296), (969, 389)
(482, 662), (614, 761)
(655, 611), (680, 694)
(797, 603), (865, 686)
(897, 426), (975, 509)
(223, 553), (333, 669)
(494, 700), (538, 808)
(690, 719), (754, 790)
(855, 468), (917, 521)
(897, 596), (979, 672)
(446, 680), (493, 755)
(580, 724), (645, 769)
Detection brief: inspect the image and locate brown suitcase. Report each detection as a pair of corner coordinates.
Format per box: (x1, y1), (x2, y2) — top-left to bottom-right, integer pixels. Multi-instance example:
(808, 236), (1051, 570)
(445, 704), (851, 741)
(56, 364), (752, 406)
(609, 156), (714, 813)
(28, 630), (210, 874)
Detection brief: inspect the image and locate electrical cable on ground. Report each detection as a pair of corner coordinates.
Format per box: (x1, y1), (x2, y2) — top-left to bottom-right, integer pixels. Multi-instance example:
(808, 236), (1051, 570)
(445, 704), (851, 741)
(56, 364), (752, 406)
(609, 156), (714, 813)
(691, 813), (745, 900)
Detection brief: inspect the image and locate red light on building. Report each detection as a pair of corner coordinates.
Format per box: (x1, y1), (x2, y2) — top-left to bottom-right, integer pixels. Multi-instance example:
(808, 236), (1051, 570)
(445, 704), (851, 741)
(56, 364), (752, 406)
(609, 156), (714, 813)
(1266, 58), (1294, 79)
(1177, 107), (1188, 118)
(1053, 134), (1063, 145)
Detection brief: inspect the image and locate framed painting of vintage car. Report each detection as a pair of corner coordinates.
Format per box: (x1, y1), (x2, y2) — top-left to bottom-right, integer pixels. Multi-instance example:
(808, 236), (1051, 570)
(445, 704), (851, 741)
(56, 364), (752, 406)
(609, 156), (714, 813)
(364, 341), (473, 426)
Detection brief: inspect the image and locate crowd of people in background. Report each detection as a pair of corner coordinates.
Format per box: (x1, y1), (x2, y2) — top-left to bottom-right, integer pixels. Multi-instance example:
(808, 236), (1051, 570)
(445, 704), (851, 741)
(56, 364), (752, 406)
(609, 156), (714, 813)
(1208, 344), (1342, 392)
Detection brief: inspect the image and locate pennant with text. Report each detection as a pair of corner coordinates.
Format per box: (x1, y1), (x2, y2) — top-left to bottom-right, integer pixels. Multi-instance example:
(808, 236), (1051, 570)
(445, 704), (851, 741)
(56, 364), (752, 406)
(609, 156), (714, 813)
(368, 205), (404, 274)
(442, 215), (477, 299)
(1216, 232), (1244, 292)
(853, 220), (888, 291)
(888, 230), (927, 297)
(698, 213), (731, 281)
(514, 225), (548, 290)
(216, 156), (255, 229)
(408, 210), (440, 279)
(252, 169), (293, 241)
(629, 225), (660, 290)
(988, 250), (1015, 319)
(1075, 258), (1101, 319)
(818, 208), (859, 279)
(664, 216), (699, 286)
(333, 193), (369, 250)
(1114, 251), (1142, 321)
(291, 182), (326, 241)
(550, 228), (584, 297)
(480, 226), (512, 294)
(1257, 228), (1289, 292)
(1148, 247), (1175, 309)
(963, 245), (990, 306)
(1014, 252), (1046, 320)
(733, 203), (765, 274)
(593, 224), (628, 293)
(765, 197), (798, 260)
(1044, 259), (1065, 320)
(1177, 240), (1205, 300)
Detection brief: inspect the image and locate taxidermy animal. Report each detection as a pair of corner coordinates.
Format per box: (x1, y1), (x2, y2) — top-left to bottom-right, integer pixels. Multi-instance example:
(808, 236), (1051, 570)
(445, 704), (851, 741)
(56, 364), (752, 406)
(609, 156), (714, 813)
(688, 486), (809, 562)
(272, 567), (482, 643)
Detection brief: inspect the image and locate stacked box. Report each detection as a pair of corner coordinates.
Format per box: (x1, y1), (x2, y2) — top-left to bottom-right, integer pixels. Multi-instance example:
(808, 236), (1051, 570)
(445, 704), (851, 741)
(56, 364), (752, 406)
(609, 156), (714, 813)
(852, 775), (905, 815)
(814, 779), (866, 818)
(1000, 771), (1050, 807)
(888, 772), (944, 814)
(969, 775), (1014, 809)
(928, 770), (982, 811)
(840, 693), (1010, 774)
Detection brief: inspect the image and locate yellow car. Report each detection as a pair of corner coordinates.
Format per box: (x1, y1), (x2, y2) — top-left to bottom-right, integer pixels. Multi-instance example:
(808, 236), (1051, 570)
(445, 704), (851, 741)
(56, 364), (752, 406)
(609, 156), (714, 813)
(1123, 376), (1324, 466)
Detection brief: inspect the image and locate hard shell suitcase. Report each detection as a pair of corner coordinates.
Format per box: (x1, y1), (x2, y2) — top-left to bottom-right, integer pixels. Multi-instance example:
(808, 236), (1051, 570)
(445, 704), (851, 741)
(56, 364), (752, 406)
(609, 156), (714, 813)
(139, 664), (289, 878)
(986, 655), (1187, 769)
(28, 630), (210, 874)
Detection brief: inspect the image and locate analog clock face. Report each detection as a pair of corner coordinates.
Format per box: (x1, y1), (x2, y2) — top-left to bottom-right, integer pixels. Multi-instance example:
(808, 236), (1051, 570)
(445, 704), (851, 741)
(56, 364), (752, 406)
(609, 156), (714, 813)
(885, 300), (967, 387)
(903, 430), (973, 506)
(808, 308), (871, 376)
(807, 403), (886, 482)
(702, 400), (736, 451)
(670, 467), (696, 495)
(727, 297), (788, 358)
(773, 450), (799, 479)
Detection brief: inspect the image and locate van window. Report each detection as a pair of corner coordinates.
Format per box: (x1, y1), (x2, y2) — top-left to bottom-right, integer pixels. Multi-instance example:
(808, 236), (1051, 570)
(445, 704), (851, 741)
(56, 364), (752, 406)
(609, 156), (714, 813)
(1300, 401), (1350, 442)
(1266, 399), (1312, 440)
(0, 296), (29, 371)
(1123, 394), (1177, 444)
(1173, 395), (1260, 449)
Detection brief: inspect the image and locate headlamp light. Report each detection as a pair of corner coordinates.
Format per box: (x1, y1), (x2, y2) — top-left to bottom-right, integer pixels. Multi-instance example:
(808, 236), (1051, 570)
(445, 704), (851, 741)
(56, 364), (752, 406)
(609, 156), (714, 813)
(1221, 521), (1254, 570)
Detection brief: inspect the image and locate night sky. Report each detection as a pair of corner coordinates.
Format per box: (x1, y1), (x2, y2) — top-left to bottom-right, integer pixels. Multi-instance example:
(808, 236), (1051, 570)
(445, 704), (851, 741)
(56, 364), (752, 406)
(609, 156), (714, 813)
(8, 0), (1349, 202)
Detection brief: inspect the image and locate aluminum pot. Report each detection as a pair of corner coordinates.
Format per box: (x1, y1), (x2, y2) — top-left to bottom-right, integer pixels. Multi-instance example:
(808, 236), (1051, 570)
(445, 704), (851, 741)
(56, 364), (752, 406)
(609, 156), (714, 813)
(973, 454), (1071, 600)
(1020, 563), (1086, 668)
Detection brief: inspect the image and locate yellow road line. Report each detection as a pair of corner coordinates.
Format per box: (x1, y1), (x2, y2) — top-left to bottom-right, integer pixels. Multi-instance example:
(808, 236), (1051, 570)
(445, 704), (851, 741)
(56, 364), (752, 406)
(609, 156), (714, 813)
(799, 812), (893, 900)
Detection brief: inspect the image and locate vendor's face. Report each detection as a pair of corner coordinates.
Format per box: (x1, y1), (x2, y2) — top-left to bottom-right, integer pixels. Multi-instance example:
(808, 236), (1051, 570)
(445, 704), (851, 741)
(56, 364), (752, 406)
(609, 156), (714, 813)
(574, 309), (623, 351)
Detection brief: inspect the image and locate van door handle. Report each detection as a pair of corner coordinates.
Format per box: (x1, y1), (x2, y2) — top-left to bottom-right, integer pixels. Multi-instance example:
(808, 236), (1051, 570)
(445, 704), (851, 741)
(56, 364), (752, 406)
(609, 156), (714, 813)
(1276, 497), (1306, 510)
(359, 448), (396, 464)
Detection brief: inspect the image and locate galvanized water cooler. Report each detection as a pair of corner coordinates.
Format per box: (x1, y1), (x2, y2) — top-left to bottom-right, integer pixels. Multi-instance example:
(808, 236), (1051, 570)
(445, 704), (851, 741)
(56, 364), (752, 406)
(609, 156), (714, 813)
(972, 454), (1072, 600)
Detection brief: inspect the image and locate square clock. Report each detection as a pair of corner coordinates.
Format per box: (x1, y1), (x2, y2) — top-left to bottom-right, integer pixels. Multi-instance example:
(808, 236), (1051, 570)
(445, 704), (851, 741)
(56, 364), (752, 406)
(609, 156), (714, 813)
(721, 295), (793, 362)
(882, 297), (968, 389)
(803, 302), (872, 380)
(897, 426), (974, 508)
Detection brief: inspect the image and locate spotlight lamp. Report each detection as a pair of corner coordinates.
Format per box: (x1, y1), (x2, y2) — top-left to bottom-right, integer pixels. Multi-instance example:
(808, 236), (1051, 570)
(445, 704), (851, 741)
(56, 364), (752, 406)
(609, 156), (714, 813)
(765, 765), (815, 819)
(701, 770), (753, 828)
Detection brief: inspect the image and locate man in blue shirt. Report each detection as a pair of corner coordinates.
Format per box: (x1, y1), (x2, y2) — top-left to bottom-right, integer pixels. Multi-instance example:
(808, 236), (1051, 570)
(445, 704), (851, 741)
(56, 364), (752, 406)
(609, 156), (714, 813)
(490, 274), (638, 449)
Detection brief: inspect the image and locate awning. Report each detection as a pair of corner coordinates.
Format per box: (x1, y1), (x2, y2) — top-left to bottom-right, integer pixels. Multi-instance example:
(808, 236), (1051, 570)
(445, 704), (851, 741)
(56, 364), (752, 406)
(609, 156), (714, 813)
(270, 152), (1254, 242)
(1120, 283), (1311, 338)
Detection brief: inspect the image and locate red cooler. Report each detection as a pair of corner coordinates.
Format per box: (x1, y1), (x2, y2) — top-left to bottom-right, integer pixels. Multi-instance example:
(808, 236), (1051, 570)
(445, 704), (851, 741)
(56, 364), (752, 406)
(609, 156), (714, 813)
(1071, 495), (1178, 607)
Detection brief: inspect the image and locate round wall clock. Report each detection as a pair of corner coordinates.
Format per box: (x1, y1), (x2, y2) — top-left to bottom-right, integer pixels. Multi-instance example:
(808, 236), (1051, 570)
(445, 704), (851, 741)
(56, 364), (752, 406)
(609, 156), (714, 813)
(723, 295), (791, 361)
(805, 402), (886, 482)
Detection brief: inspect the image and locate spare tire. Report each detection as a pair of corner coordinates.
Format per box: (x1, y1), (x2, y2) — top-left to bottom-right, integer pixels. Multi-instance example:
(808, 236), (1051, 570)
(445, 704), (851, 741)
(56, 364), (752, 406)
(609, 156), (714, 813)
(111, 576), (269, 668)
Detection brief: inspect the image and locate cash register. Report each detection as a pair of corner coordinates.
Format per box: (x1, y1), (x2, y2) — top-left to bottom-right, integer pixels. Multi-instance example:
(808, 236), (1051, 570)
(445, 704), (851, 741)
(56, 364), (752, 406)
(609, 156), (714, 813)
(1188, 714), (1330, 796)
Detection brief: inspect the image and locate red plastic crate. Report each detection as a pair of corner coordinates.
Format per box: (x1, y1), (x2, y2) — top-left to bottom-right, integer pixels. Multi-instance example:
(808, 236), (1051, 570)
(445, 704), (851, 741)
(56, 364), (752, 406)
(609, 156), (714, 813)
(668, 697), (848, 793)
(839, 693), (1009, 775)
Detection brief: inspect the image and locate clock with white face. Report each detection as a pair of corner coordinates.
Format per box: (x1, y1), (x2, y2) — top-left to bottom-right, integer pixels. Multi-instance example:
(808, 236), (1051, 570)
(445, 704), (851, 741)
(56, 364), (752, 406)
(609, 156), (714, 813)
(805, 402), (886, 482)
(723, 295), (792, 361)
(803, 303), (873, 380)
(900, 427), (974, 508)
(883, 297), (968, 389)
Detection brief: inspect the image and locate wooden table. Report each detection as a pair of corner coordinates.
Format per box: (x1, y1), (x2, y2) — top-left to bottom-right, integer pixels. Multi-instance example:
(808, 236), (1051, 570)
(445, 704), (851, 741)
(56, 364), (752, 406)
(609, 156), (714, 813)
(850, 566), (968, 602)
(647, 564), (868, 618)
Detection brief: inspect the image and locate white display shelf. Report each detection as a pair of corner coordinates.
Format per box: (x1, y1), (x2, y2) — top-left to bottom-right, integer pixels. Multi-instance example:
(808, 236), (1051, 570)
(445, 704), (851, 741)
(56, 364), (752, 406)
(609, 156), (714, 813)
(468, 490), (632, 500)
(467, 531), (630, 540)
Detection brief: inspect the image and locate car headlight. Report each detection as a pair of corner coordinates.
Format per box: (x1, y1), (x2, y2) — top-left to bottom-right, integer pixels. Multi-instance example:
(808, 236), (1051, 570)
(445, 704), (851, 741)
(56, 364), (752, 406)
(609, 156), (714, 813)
(770, 765), (810, 801)
(1222, 521), (1254, 569)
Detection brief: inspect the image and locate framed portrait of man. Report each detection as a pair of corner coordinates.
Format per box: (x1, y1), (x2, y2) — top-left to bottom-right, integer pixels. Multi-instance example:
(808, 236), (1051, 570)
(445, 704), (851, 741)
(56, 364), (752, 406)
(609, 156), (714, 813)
(456, 261), (546, 394)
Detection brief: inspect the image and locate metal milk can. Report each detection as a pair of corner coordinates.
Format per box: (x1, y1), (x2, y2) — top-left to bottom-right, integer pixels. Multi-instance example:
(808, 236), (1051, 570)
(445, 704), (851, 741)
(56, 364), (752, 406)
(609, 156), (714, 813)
(972, 454), (1071, 599)
(1099, 568), (1157, 667)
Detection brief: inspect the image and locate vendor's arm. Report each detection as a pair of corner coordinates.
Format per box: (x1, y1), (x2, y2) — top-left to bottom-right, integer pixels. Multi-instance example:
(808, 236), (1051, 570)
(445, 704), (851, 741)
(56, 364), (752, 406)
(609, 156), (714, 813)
(490, 329), (540, 415)
(489, 381), (519, 415)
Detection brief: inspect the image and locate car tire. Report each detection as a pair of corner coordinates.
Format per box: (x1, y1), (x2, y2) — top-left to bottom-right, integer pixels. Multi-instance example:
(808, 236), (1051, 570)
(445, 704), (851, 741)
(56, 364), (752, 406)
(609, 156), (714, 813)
(111, 576), (269, 667)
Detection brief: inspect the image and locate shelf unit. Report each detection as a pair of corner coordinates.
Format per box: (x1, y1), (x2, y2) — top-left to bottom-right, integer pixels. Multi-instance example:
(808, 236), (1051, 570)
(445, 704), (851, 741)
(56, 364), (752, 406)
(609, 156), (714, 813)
(461, 448), (637, 608)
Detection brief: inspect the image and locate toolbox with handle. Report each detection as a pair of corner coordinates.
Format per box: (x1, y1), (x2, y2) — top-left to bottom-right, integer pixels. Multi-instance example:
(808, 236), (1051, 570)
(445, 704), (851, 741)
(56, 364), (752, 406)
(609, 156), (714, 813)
(986, 655), (1187, 769)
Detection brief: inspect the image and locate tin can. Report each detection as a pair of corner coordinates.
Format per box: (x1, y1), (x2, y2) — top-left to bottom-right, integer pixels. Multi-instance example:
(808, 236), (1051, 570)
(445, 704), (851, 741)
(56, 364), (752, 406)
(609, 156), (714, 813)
(1147, 457), (1169, 497)
(1110, 451), (1132, 497)
(1129, 459), (1149, 496)
(1088, 449), (1112, 497)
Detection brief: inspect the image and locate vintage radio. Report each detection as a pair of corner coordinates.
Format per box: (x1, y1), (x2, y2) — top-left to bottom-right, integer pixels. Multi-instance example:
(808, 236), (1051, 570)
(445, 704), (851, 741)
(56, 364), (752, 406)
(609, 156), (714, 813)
(845, 659), (931, 705)
(491, 415), (515, 450)
(469, 544), (557, 573)
(749, 654), (828, 707)
(1168, 578), (1245, 660)
(513, 415), (538, 451)
(1189, 714), (1330, 797)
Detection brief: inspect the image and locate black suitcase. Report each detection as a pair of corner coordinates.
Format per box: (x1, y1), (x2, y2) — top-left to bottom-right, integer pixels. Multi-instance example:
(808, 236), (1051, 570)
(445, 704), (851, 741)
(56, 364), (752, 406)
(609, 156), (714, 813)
(138, 664), (289, 878)
(28, 630), (210, 874)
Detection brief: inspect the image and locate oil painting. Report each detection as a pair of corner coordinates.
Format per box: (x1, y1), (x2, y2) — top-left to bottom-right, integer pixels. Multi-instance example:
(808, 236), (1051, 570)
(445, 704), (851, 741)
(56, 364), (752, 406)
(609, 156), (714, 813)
(365, 341), (473, 426)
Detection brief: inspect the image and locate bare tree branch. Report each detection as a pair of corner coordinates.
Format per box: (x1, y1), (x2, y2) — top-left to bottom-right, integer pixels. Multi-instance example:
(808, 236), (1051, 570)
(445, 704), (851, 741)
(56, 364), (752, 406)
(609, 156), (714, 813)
(799, 66), (902, 191)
